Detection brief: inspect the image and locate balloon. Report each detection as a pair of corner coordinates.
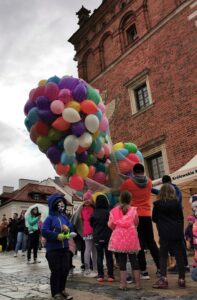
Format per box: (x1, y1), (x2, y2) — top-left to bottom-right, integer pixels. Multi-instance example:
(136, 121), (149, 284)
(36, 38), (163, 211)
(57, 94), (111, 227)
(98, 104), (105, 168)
(50, 100), (64, 114)
(36, 96), (50, 110)
(103, 143), (111, 157)
(24, 100), (36, 115)
(69, 174), (84, 190)
(31, 86), (45, 102)
(62, 108), (81, 123)
(68, 163), (77, 175)
(24, 117), (32, 131)
(113, 142), (124, 151)
(47, 146), (61, 164)
(98, 102), (106, 113)
(66, 100), (81, 112)
(36, 136), (52, 151)
(99, 116), (109, 131)
(86, 154), (97, 166)
(38, 109), (56, 124)
(97, 147), (105, 159)
(124, 142), (137, 153)
(47, 76), (60, 84)
(58, 89), (72, 104)
(87, 85), (100, 104)
(90, 137), (103, 153)
(118, 159), (134, 174)
(64, 135), (79, 154)
(52, 117), (70, 131)
(127, 153), (140, 163)
(76, 163), (89, 178)
(78, 132), (93, 148)
(85, 114), (99, 133)
(71, 120), (86, 137)
(35, 121), (49, 136)
(58, 76), (79, 91)
(48, 128), (62, 142)
(30, 125), (39, 143)
(61, 152), (76, 165)
(28, 107), (40, 125)
(136, 150), (144, 163)
(93, 172), (106, 184)
(45, 82), (59, 101)
(88, 165), (96, 178)
(114, 149), (129, 160)
(76, 151), (88, 163)
(77, 146), (87, 154)
(95, 162), (106, 172)
(38, 79), (47, 86)
(81, 100), (98, 114)
(72, 83), (87, 102)
(56, 163), (70, 176)
(95, 109), (102, 121)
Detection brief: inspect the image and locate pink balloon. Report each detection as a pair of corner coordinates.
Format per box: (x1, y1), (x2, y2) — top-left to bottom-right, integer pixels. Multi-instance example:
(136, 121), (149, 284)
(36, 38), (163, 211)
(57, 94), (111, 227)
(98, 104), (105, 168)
(58, 89), (72, 104)
(97, 147), (105, 159)
(50, 100), (64, 115)
(93, 172), (106, 184)
(69, 174), (84, 190)
(103, 143), (111, 157)
(45, 82), (59, 101)
(99, 116), (109, 131)
(127, 153), (140, 164)
(98, 102), (106, 113)
(88, 166), (96, 178)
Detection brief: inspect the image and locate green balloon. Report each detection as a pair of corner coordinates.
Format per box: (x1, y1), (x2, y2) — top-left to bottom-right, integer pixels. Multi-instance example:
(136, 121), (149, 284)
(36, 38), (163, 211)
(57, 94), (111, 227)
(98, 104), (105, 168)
(36, 136), (52, 151)
(87, 85), (100, 105)
(48, 128), (62, 142)
(68, 163), (77, 176)
(124, 142), (137, 153)
(86, 154), (97, 166)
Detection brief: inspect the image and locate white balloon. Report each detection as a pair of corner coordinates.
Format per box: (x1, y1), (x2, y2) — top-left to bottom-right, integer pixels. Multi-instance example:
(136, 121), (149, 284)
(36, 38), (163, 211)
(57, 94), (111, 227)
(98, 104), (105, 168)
(64, 135), (79, 155)
(85, 114), (99, 133)
(78, 132), (93, 148)
(62, 108), (81, 123)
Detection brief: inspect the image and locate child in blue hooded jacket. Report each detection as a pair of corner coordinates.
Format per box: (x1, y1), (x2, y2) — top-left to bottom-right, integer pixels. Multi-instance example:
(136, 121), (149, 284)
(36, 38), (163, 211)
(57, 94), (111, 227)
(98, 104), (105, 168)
(42, 193), (74, 300)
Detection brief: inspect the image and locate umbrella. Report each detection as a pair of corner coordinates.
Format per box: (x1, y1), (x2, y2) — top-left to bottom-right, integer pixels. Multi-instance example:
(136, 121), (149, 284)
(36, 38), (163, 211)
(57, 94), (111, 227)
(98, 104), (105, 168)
(25, 204), (49, 227)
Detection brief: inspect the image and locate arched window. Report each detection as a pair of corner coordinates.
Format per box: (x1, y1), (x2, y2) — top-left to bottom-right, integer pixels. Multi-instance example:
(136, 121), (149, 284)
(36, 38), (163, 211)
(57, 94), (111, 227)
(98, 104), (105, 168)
(119, 11), (138, 51)
(99, 31), (115, 69)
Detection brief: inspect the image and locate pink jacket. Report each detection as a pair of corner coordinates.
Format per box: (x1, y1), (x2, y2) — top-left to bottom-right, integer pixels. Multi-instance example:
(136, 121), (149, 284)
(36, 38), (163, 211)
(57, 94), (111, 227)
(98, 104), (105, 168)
(108, 206), (140, 253)
(81, 206), (94, 237)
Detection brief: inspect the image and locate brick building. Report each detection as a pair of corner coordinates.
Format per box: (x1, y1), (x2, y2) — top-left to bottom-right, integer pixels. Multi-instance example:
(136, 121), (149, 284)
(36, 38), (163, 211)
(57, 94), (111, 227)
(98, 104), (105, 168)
(69, 0), (197, 184)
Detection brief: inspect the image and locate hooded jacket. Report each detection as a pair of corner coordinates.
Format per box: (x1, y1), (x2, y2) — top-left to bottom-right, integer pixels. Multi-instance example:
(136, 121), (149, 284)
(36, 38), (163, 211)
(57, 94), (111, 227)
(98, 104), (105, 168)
(120, 175), (152, 217)
(90, 195), (112, 243)
(152, 199), (184, 241)
(42, 193), (74, 252)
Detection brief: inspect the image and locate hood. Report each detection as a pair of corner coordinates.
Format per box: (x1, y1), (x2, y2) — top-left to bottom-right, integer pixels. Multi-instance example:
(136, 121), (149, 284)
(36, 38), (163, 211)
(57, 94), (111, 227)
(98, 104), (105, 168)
(95, 195), (109, 209)
(154, 199), (179, 212)
(48, 193), (65, 214)
(131, 175), (148, 188)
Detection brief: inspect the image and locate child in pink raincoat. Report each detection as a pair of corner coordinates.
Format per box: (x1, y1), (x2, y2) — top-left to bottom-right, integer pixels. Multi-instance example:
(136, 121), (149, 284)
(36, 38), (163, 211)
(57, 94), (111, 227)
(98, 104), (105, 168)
(108, 190), (141, 290)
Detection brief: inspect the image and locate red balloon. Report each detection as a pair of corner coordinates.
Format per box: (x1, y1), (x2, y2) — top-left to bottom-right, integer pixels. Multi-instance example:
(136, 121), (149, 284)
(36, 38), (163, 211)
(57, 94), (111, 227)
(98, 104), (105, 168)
(88, 166), (96, 178)
(81, 100), (98, 114)
(31, 86), (45, 102)
(45, 82), (59, 101)
(56, 164), (70, 176)
(118, 159), (134, 174)
(35, 121), (49, 136)
(127, 153), (140, 163)
(30, 125), (39, 143)
(69, 174), (84, 190)
(77, 146), (87, 154)
(52, 117), (70, 131)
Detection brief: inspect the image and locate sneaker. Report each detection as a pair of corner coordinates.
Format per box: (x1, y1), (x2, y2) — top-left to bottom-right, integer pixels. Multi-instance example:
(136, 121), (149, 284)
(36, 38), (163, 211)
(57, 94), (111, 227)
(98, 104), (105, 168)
(22, 252), (26, 256)
(61, 291), (73, 300)
(84, 270), (97, 278)
(97, 277), (104, 282)
(141, 271), (150, 280)
(33, 259), (41, 264)
(13, 253), (17, 257)
(178, 278), (186, 288)
(53, 294), (63, 300)
(168, 265), (178, 273)
(27, 259), (31, 264)
(152, 277), (168, 289)
(126, 275), (133, 283)
(108, 277), (114, 282)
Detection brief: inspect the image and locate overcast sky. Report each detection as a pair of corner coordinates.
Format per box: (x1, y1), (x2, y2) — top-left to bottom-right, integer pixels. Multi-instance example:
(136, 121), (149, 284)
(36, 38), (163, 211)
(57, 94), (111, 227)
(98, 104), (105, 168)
(0, 0), (102, 192)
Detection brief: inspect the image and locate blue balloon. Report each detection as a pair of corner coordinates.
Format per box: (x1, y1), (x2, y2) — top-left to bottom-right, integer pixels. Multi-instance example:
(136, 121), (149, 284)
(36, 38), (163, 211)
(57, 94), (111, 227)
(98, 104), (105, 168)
(114, 149), (129, 160)
(136, 150), (144, 163)
(28, 107), (40, 125)
(95, 109), (102, 121)
(24, 117), (33, 131)
(61, 152), (76, 165)
(47, 75), (60, 84)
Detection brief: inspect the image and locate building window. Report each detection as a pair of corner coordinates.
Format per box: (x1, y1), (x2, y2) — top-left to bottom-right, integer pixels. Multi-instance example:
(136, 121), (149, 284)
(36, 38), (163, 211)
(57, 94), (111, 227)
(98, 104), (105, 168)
(135, 83), (150, 110)
(126, 24), (137, 44)
(146, 152), (165, 180)
(32, 193), (40, 201)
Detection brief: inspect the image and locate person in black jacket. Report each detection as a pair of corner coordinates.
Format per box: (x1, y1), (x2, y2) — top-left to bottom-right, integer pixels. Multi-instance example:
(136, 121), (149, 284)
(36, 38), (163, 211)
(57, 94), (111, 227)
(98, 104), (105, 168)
(14, 211), (28, 257)
(152, 184), (185, 289)
(90, 194), (114, 282)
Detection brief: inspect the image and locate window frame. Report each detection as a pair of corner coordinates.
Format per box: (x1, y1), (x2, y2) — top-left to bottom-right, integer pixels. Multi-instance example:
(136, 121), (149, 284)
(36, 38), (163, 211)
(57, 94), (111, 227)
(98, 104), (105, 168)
(146, 152), (165, 180)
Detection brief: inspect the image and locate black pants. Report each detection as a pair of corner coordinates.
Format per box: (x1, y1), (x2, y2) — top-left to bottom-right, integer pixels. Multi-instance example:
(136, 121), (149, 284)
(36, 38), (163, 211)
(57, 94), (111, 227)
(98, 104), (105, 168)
(169, 239), (188, 266)
(118, 253), (139, 271)
(95, 241), (113, 278)
(46, 249), (69, 297)
(137, 217), (160, 271)
(0, 237), (7, 251)
(27, 231), (39, 260)
(160, 239), (185, 279)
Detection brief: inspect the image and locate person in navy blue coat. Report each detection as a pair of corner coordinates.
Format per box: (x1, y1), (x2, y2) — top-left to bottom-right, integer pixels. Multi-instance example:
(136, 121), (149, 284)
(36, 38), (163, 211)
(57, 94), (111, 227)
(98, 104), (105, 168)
(42, 193), (74, 300)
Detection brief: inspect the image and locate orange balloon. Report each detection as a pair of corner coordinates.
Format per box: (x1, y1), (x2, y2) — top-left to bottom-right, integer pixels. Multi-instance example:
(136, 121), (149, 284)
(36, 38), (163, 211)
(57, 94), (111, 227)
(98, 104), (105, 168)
(52, 117), (70, 131)
(81, 100), (98, 114)
(56, 164), (70, 176)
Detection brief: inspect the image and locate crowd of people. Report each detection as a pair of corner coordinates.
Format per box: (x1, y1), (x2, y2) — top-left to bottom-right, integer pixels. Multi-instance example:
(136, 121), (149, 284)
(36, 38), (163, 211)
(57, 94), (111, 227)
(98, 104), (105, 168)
(0, 163), (197, 300)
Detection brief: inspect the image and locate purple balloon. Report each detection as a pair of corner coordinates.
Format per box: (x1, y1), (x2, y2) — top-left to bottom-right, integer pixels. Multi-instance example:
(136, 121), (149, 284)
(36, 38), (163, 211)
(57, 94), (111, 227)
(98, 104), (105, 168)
(72, 83), (87, 102)
(58, 76), (80, 91)
(38, 109), (56, 124)
(71, 120), (86, 137)
(47, 146), (62, 164)
(24, 100), (36, 115)
(76, 151), (88, 163)
(36, 96), (50, 110)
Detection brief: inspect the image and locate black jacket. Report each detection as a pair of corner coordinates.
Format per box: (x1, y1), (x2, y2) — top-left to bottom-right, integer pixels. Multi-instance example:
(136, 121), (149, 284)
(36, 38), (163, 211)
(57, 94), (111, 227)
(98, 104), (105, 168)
(152, 199), (184, 241)
(17, 218), (26, 233)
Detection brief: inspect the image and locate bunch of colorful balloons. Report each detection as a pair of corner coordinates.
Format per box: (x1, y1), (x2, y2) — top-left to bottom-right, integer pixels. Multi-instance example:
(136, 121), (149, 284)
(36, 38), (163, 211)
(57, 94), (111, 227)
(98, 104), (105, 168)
(24, 75), (111, 190)
(112, 142), (144, 175)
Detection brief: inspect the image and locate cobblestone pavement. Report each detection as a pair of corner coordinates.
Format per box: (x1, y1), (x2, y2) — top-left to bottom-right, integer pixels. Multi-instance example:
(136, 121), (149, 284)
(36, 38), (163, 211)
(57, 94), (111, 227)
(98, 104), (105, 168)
(0, 250), (196, 300)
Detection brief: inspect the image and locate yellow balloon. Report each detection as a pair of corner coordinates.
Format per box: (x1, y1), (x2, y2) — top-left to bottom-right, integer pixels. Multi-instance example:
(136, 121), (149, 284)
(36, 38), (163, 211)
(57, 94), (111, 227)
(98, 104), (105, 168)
(92, 130), (99, 140)
(67, 100), (81, 112)
(92, 192), (104, 202)
(38, 79), (47, 86)
(76, 163), (89, 179)
(112, 142), (124, 151)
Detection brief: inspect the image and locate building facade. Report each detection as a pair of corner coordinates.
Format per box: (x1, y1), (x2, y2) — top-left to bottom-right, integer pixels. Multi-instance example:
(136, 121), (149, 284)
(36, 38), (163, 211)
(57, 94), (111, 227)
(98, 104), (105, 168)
(69, 0), (196, 182)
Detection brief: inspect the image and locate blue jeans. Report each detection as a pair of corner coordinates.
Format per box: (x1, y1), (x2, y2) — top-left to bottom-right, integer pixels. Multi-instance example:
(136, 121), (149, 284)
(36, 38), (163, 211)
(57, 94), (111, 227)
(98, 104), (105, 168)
(15, 232), (27, 253)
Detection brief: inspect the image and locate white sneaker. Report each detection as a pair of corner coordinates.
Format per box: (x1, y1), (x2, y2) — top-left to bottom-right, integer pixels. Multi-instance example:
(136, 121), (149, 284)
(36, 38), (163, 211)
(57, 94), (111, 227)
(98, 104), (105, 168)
(84, 270), (98, 278)
(22, 252), (26, 256)
(13, 253), (17, 257)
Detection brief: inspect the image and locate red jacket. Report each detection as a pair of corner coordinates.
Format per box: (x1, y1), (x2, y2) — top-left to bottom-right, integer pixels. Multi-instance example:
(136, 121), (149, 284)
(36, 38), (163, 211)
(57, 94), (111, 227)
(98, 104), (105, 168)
(120, 177), (152, 217)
